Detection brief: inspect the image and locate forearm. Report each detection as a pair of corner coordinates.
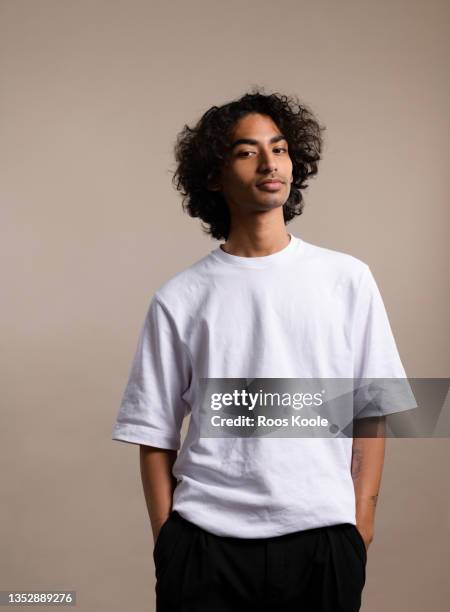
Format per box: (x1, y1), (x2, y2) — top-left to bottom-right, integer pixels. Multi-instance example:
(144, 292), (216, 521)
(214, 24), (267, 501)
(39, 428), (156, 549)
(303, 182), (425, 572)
(139, 445), (178, 541)
(351, 416), (386, 546)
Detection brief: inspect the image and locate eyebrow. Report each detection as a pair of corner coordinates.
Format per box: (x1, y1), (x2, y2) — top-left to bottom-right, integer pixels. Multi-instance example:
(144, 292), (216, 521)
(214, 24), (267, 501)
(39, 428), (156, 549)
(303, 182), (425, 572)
(229, 134), (287, 150)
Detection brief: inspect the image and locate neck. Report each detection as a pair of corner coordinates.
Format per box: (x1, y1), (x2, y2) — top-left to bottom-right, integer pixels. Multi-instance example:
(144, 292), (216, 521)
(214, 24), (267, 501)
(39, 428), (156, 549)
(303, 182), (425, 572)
(221, 221), (291, 258)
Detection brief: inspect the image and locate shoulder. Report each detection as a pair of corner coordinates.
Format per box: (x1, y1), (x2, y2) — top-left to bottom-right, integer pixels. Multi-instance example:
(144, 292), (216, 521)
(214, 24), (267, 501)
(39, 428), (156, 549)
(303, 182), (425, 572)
(152, 252), (216, 312)
(300, 239), (369, 281)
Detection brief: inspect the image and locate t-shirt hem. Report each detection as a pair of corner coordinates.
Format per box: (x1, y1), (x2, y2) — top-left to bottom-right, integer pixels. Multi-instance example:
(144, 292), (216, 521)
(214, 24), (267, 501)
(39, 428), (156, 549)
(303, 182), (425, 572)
(172, 505), (358, 538)
(112, 424), (180, 450)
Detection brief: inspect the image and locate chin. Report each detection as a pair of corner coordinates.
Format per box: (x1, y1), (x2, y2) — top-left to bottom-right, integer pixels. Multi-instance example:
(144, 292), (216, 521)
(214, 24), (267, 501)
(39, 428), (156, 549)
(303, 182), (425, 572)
(255, 199), (284, 210)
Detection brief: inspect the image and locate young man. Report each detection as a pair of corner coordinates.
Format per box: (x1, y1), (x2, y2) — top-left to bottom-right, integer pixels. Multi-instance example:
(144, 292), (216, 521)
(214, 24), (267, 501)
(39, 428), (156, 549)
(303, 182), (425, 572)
(112, 89), (416, 611)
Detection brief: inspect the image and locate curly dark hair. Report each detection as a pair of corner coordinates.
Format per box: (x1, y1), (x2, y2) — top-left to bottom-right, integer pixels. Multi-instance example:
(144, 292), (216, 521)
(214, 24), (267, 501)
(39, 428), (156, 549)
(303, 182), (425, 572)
(171, 86), (326, 241)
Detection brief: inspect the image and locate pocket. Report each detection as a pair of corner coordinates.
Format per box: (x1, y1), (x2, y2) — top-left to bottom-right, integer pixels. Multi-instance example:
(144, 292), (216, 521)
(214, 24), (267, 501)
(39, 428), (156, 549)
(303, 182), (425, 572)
(351, 525), (367, 562)
(152, 511), (182, 582)
(153, 513), (173, 557)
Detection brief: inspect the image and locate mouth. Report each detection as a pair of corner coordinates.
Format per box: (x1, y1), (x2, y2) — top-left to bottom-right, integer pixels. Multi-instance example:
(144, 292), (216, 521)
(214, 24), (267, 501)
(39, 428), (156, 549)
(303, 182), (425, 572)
(256, 180), (284, 191)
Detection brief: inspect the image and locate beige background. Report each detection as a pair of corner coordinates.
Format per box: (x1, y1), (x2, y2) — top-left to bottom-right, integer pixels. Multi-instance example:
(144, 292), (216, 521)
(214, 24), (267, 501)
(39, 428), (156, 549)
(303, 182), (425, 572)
(1, 0), (449, 610)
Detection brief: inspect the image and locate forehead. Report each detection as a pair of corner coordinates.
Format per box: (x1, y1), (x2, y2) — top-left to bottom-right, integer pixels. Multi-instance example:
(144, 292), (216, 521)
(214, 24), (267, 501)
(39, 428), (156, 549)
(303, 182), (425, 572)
(230, 113), (281, 138)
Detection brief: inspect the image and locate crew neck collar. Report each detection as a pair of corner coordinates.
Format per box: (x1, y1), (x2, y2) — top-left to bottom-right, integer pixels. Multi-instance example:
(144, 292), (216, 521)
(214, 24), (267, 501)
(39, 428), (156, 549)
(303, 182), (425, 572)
(210, 233), (302, 268)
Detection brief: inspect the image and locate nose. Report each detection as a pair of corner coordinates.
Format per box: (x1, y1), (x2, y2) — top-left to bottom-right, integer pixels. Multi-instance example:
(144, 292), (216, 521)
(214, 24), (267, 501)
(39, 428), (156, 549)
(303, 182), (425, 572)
(258, 150), (277, 174)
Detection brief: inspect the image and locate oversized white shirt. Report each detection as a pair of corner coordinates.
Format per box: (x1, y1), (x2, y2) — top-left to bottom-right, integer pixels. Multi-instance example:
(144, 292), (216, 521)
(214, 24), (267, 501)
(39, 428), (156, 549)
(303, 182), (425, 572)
(112, 233), (416, 537)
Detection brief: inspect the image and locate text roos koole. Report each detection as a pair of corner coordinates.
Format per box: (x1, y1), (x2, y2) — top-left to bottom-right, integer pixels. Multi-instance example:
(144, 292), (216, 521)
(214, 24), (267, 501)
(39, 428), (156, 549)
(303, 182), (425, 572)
(210, 414), (330, 428)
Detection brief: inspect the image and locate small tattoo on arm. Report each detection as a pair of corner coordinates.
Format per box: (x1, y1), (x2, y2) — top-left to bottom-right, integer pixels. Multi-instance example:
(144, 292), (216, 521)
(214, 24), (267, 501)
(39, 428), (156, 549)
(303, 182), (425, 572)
(369, 494), (378, 507)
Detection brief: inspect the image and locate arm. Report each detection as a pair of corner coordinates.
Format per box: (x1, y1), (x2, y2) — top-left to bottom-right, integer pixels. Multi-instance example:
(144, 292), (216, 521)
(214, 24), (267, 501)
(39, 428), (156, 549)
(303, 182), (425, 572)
(351, 416), (386, 552)
(139, 445), (178, 543)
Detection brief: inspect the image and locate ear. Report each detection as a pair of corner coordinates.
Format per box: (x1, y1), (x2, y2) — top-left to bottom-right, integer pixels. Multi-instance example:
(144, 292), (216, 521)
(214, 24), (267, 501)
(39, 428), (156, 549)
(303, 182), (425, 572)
(207, 181), (222, 192)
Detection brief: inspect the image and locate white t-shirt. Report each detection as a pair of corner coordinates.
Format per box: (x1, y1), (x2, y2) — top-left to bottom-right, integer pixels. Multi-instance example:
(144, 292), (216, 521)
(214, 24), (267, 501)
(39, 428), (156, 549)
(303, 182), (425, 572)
(112, 233), (416, 538)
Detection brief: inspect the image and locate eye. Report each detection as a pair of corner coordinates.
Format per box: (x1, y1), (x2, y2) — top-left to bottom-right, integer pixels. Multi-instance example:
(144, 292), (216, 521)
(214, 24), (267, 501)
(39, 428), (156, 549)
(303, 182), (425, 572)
(236, 147), (288, 158)
(237, 151), (256, 157)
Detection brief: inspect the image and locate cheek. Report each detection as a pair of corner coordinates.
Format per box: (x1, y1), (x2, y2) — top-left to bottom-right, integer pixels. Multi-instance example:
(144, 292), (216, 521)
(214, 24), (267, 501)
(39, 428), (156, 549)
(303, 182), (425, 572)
(225, 162), (245, 179)
(222, 174), (250, 198)
(230, 170), (254, 190)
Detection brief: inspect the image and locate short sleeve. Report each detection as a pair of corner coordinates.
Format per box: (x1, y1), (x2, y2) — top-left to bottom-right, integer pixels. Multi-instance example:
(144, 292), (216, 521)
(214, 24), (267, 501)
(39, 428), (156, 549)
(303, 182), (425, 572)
(112, 296), (192, 449)
(352, 265), (418, 417)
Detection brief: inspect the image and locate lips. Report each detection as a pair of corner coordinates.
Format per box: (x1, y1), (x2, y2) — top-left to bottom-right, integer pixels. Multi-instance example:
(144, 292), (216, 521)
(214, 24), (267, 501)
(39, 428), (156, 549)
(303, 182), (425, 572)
(258, 179), (284, 186)
(257, 180), (283, 191)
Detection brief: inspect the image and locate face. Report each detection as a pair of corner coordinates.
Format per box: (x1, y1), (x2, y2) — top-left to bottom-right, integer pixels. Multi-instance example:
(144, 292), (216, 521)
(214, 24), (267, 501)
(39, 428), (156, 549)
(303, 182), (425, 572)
(208, 113), (294, 213)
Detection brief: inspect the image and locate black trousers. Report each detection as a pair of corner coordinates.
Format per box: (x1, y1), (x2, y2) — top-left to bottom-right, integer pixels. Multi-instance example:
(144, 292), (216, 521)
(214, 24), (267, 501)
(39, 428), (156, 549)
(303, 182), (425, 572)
(153, 510), (367, 612)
